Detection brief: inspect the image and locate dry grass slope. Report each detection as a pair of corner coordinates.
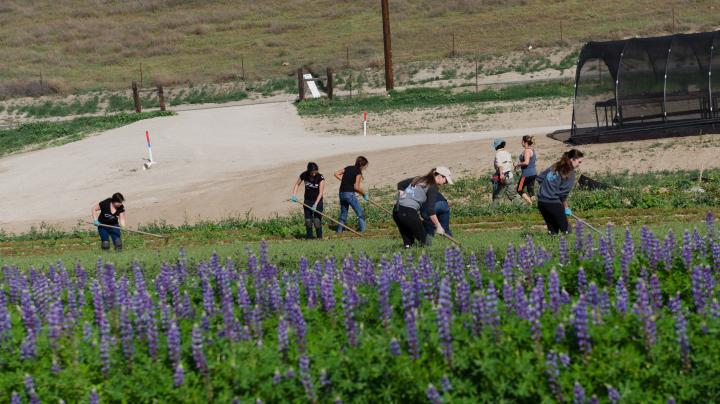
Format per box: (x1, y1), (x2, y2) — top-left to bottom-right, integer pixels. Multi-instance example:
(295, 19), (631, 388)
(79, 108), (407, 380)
(0, 0), (717, 92)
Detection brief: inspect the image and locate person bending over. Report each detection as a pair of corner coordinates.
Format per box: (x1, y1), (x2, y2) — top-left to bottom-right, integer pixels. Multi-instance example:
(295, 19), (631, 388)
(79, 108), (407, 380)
(393, 166), (453, 248)
(291, 162), (326, 239)
(536, 149), (584, 234)
(421, 190), (452, 238)
(91, 192), (126, 251)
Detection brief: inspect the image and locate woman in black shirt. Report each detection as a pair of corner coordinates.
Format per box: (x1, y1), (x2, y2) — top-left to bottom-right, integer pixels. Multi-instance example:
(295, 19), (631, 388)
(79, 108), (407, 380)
(334, 156), (369, 233)
(292, 162), (326, 239)
(91, 192), (126, 251)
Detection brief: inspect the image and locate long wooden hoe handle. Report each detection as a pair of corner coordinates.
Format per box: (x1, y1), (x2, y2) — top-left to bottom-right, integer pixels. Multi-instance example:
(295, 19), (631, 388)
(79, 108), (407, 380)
(290, 200), (364, 237)
(87, 222), (168, 239)
(366, 198), (395, 217)
(440, 232), (462, 247)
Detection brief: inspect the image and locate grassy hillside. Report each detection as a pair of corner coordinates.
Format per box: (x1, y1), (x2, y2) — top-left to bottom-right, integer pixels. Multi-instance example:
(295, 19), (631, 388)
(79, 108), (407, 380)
(0, 0), (716, 93)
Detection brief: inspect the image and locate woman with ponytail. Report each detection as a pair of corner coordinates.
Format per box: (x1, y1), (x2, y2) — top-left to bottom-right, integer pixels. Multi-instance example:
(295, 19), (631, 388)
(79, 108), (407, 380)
(291, 162), (326, 239)
(514, 135), (537, 204)
(536, 149), (584, 234)
(334, 156), (369, 233)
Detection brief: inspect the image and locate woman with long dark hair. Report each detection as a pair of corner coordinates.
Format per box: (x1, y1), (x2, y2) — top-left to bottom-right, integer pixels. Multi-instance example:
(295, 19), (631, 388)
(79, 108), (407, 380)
(91, 192), (126, 251)
(292, 162), (326, 239)
(536, 149), (584, 234)
(515, 135), (537, 205)
(393, 166), (453, 248)
(334, 156), (369, 233)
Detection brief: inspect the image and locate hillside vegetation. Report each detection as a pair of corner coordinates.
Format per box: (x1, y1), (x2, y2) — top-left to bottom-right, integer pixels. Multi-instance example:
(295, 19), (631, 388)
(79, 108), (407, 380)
(0, 0), (716, 93)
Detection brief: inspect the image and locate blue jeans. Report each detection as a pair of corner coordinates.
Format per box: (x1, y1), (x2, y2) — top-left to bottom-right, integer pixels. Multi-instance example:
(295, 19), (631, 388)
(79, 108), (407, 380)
(337, 192), (366, 232)
(421, 200), (452, 236)
(98, 226), (122, 243)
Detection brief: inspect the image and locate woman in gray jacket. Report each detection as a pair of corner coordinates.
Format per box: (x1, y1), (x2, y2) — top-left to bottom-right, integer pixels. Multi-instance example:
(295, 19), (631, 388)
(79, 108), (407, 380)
(536, 149), (584, 234)
(393, 166), (453, 248)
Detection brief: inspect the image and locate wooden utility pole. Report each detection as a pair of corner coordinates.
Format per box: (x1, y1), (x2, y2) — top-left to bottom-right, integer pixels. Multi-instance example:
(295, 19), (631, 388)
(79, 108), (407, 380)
(327, 67), (334, 100)
(132, 81), (141, 113)
(380, 0), (394, 91)
(297, 68), (305, 101)
(157, 85), (166, 111)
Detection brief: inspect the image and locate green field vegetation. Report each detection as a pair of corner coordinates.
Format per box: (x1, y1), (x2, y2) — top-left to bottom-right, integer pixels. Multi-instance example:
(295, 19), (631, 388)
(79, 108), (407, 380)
(0, 0), (714, 92)
(0, 111), (174, 156)
(296, 81), (574, 116)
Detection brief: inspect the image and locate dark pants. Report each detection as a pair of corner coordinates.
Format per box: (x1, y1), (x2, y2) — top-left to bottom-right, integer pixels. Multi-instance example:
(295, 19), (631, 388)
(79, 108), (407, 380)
(517, 175), (536, 196)
(421, 200), (452, 237)
(98, 225), (122, 251)
(303, 200), (323, 239)
(393, 205), (427, 247)
(538, 201), (568, 234)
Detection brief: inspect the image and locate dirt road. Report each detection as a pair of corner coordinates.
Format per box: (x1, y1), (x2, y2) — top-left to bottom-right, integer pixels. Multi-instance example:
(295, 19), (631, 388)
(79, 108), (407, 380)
(1, 100), (718, 233)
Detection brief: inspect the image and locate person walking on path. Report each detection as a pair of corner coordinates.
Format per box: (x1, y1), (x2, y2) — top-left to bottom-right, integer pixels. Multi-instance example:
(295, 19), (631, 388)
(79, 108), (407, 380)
(292, 162), (326, 239)
(514, 135), (538, 205)
(536, 149), (584, 234)
(393, 166), (454, 248)
(334, 156), (369, 233)
(421, 190), (453, 237)
(91, 192), (126, 251)
(492, 139), (519, 203)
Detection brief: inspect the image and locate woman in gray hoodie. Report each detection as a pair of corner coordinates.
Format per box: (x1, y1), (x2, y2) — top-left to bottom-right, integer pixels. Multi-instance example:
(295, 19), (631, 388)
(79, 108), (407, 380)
(536, 149), (584, 234)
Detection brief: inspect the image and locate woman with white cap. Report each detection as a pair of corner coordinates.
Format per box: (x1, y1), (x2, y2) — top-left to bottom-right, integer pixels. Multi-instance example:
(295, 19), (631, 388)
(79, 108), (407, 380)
(393, 166), (454, 248)
(492, 139), (518, 203)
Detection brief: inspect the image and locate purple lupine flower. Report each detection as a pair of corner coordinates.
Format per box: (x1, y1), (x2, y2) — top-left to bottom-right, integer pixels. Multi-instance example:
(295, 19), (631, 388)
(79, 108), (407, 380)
(299, 354), (315, 402)
(577, 268), (588, 294)
(669, 292), (690, 370)
(192, 324), (209, 377)
(555, 323), (565, 344)
(89, 387), (100, 404)
(146, 312), (158, 360)
(426, 384), (442, 404)
(528, 286), (543, 342)
(504, 244), (516, 278)
(589, 395), (599, 404)
(456, 277), (471, 316)
(100, 314), (111, 377)
(574, 295), (591, 355)
(440, 375), (452, 392)
(607, 385), (621, 403)
(11, 391), (21, 404)
(320, 369), (331, 387)
(600, 237), (614, 286)
(24, 374), (40, 404)
(483, 281), (500, 334)
(342, 282), (358, 347)
(378, 265), (392, 329)
(0, 291), (13, 341)
(468, 253), (482, 291)
(559, 353), (570, 367)
(404, 309), (419, 359)
(559, 236), (569, 266)
(573, 381), (586, 404)
(668, 397), (677, 404)
(635, 279), (656, 349)
(599, 290), (611, 318)
(20, 289), (39, 333)
(172, 363), (184, 388)
(485, 246), (495, 272)
(691, 266), (706, 314)
(650, 272), (663, 309)
(560, 288), (571, 305)
(703, 266), (715, 305)
(389, 337), (401, 356)
(693, 228), (704, 254)
(682, 230), (693, 269)
(285, 367), (295, 379)
(502, 281), (514, 313)
(587, 282), (600, 324)
(273, 369), (282, 384)
(615, 277), (628, 315)
(621, 229), (634, 283)
(47, 299), (63, 349)
(120, 305), (134, 362)
(513, 282), (528, 320)
(437, 277), (453, 365)
(168, 318), (181, 366)
(320, 273), (336, 313)
(20, 327), (36, 360)
(575, 220), (585, 253)
(471, 292), (484, 336)
(545, 352), (562, 401)
(549, 269), (561, 314)
(277, 316), (289, 358)
(663, 230), (675, 269)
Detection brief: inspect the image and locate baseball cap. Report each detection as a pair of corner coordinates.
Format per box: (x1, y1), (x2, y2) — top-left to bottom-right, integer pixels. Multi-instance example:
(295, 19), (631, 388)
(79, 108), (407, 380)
(435, 166), (454, 184)
(492, 138), (506, 150)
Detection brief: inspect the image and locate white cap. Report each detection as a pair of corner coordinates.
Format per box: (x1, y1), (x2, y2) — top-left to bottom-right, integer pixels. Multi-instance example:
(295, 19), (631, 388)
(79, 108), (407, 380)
(435, 166), (454, 185)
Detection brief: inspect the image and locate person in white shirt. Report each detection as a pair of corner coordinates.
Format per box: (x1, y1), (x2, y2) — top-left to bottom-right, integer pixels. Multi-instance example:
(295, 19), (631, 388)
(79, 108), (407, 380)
(492, 139), (519, 203)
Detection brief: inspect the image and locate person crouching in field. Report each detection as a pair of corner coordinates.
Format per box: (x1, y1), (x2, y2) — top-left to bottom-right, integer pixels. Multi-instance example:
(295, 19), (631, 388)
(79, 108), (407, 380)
(492, 139), (519, 204)
(91, 192), (126, 251)
(393, 166), (453, 248)
(291, 162), (326, 239)
(514, 135), (538, 205)
(334, 156), (369, 233)
(536, 149), (584, 234)
(421, 190), (452, 238)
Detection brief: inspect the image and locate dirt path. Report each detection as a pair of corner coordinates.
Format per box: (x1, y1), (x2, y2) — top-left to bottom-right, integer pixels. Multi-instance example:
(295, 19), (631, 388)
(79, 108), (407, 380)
(1, 100), (718, 234)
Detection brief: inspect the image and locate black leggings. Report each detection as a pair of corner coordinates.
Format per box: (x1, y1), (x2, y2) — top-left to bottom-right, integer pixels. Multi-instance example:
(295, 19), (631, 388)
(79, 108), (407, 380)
(538, 201), (569, 234)
(517, 175), (536, 196)
(393, 205), (427, 247)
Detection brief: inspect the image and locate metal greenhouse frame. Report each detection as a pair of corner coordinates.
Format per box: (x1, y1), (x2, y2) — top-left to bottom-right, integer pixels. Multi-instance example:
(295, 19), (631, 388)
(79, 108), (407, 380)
(570, 31), (720, 143)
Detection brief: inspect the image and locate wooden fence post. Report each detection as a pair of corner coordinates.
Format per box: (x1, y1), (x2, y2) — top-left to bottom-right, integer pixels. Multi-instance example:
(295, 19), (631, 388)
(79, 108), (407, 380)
(157, 85), (166, 111)
(327, 67), (334, 100)
(132, 81), (141, 113)
(297, 68), (305, 101)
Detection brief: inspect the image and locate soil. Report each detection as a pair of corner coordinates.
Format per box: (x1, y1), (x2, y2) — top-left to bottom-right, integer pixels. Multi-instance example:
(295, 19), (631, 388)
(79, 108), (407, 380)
(1, 99), (719, 234)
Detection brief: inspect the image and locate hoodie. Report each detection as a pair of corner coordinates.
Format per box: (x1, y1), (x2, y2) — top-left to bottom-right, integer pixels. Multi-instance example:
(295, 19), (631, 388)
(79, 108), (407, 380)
(536, 167), (576, 204)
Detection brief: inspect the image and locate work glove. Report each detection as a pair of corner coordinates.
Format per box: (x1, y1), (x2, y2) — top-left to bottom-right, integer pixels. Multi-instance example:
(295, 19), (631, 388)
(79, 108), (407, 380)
(291, 195), (298, 203)
(564, 207), (572, 217)
(311, 203), (317, 211)
(436, 226), (446, 236)
(93, 220), (100, 226)
(363, 194), (369, 202)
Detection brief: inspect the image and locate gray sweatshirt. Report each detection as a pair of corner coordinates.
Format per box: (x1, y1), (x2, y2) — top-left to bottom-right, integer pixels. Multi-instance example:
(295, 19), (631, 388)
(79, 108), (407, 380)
(536, 167), (576, 204)
(396, 178), (439, 214)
